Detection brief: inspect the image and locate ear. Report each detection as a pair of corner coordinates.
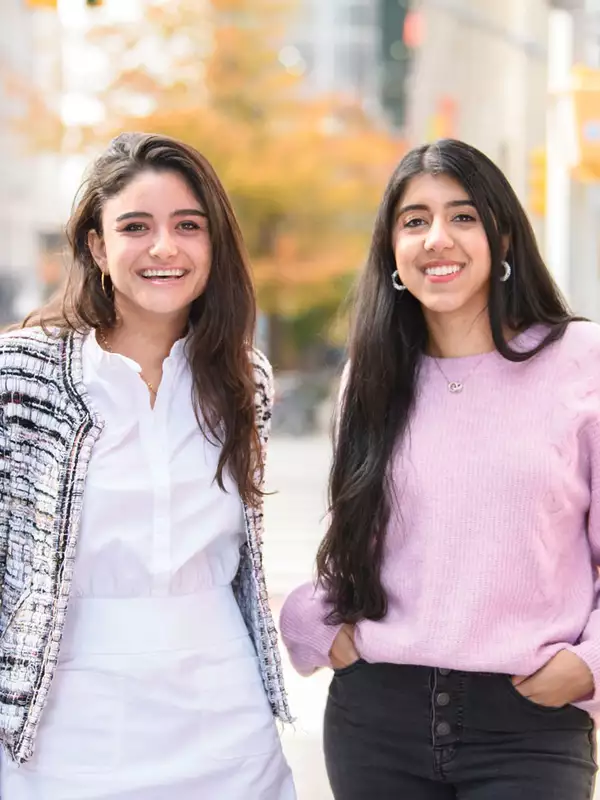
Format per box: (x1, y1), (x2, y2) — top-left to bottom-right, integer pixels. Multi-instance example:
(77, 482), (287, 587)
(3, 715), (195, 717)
(501, 234), (511, 260)
(88, 230), (107, 272)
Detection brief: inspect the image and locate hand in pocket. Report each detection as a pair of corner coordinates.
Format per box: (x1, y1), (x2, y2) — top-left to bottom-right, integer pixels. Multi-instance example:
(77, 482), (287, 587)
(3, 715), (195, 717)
(329, 624), (360, 671)
(512, 650), (594, 708)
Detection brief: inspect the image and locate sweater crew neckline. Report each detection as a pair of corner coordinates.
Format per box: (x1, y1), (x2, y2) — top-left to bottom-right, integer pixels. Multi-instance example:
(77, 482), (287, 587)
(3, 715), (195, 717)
(421, 325), (544, 366)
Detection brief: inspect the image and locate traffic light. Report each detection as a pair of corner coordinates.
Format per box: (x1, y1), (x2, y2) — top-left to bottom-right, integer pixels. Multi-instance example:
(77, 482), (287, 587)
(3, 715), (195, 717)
(528, 146), (546, 217)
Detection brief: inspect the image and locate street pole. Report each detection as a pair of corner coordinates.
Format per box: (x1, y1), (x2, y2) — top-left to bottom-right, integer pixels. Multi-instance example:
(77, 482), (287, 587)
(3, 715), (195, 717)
(580, 0), (600, 320)
(545, 9), (575, 300)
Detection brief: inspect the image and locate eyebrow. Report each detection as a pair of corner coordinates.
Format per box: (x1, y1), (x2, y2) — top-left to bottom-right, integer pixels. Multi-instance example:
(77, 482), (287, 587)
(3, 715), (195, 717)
(397, 199), (476, 216)
(115, 209), (207, 222)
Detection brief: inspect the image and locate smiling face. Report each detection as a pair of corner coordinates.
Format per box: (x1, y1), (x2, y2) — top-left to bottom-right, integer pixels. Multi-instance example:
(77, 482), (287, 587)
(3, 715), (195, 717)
(392, 172), (493, 323)
(88, 169), (212, 330)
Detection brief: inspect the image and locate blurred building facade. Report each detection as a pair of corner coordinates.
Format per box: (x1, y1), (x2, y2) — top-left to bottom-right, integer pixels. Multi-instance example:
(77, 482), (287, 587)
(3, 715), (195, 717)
(0, 3), (68, 321)
(31, 7), (71, 303)
(289, 0), (414, 127)
(0, 0), (40, 321)
(291, 0), (382, 113)
(405, 0), (549, 215)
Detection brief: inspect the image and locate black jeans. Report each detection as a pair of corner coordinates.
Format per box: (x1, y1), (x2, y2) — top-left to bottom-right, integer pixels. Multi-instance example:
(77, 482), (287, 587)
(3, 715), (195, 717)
(324, 661), (597, 799)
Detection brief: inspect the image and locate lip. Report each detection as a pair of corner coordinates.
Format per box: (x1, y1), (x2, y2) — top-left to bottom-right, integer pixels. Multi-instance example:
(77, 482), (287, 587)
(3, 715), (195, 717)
(421, 260), (463, 270)
(421, 260), (464, 284)
(136, 268), (190, 285)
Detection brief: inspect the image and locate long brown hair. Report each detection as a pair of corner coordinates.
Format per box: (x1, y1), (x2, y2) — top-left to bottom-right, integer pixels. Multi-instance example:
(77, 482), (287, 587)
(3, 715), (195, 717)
(24, 132), (263, 506)
(317, 139), (575, 625)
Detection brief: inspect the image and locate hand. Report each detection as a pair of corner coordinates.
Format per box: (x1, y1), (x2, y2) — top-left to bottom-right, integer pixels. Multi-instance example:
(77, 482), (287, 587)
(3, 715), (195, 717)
(512, 650), (594, 708)
(329, 624), (360, 670)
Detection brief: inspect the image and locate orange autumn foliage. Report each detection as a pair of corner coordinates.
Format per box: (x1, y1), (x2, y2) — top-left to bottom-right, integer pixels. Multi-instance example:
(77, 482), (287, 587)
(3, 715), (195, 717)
(19, 0), (406, 313)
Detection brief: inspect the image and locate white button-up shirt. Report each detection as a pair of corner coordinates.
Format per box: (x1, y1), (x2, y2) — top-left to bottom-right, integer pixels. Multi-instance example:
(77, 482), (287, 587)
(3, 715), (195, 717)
(1, 332), (294, 800)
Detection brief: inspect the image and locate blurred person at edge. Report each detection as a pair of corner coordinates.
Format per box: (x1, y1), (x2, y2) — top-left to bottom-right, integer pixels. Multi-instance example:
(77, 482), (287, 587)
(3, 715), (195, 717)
(281, 138), (600, 799)
(0, 132), (295, 800)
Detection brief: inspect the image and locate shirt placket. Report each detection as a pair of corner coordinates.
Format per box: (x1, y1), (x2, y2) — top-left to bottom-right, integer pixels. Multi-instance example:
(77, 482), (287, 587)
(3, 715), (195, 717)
(138, 377), (172, 597)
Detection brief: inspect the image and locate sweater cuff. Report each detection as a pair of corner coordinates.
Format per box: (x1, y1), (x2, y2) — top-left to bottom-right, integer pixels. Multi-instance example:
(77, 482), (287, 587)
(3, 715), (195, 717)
(566, 641), (600, 702)
(280, 583), (343, 676)
(288, 619), (343, 676)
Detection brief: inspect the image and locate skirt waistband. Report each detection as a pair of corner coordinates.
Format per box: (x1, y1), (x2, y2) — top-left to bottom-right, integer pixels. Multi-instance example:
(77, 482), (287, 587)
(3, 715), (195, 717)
(60, 586), (248, 656)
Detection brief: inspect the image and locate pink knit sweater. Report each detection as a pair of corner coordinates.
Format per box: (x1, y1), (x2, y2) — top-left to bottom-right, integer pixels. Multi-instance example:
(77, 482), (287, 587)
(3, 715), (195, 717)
(280, 321), (600, 717)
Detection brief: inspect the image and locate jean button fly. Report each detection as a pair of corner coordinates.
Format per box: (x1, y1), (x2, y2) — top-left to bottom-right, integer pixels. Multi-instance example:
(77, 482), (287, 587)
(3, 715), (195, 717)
(436, 692), (450, 707)
(436, 721), (451, 736)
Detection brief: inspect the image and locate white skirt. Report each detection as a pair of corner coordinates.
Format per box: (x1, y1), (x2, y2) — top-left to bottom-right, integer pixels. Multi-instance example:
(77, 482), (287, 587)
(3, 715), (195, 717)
(1, 588), (295, 799)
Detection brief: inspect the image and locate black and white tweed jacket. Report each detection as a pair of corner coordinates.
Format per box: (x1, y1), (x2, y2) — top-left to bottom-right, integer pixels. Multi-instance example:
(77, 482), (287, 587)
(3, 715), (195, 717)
(0, 326), (291, 764)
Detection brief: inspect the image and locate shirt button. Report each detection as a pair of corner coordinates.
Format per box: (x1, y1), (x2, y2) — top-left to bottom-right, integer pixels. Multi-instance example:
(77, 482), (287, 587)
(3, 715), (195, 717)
(436, 692), (451, 707)
(438, 668), (451, 676)
(436, 721), (451, 736)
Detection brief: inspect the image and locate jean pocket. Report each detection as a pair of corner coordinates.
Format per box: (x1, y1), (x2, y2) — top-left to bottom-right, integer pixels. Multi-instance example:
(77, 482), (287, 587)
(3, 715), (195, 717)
(333, 658), (366, 677)
(503, 675), (569, 714)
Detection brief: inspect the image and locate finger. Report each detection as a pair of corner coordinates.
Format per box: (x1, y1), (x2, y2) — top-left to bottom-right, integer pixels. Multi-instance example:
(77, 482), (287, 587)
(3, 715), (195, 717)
(331, 632), (356, 660)
(342, 624), (356, 641)
(338, 637), (360, 662)
(341, 630), (358, 653)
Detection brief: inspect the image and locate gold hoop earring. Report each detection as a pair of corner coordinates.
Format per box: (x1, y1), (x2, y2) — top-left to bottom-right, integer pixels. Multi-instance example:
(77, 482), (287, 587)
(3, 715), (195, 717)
(101, 271), (109, 297)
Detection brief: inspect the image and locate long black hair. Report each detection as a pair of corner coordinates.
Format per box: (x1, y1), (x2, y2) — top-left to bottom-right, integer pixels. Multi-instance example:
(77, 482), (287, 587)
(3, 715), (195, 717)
(316, 138), (575, 624)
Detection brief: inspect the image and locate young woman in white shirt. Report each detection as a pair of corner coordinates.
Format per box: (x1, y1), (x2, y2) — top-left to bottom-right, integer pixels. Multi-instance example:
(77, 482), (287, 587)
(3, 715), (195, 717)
(0, 132), (294, 799)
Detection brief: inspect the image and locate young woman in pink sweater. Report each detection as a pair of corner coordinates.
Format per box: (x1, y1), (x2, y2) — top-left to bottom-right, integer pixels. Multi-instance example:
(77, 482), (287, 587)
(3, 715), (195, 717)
(280, 139), (600, 799)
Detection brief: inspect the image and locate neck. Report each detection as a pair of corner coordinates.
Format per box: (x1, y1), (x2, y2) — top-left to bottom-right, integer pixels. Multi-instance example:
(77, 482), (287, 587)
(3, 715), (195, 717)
(105, 305), (188, 369)
(425, 306), (496, 358)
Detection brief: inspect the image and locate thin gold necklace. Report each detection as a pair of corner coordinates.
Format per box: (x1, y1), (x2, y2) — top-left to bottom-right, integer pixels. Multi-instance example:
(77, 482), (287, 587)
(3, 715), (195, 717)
(97, 329), (157, 396)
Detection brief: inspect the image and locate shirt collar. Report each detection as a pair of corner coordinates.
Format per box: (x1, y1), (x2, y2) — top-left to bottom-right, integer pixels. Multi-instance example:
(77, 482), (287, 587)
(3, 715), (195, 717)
(82, 330), (188, 386)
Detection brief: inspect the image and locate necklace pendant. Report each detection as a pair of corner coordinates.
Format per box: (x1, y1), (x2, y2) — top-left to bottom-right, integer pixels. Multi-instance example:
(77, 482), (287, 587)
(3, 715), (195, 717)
(448, 381), (463, 393)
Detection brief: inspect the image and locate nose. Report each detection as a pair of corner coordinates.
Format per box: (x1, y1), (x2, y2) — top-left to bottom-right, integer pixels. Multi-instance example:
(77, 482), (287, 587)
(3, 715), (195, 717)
(424, 217), (454, 252)
(149, 228), (178, 260)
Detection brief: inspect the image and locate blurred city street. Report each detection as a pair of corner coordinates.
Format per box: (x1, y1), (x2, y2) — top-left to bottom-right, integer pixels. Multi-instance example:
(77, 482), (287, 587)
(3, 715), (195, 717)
(4, 1), (600, 796)
(264, 434), (333, 800)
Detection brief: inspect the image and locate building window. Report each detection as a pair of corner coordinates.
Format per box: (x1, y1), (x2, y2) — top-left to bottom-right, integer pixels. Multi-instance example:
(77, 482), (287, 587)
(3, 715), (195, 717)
(334, 41), (376, 94)
(339, 3), (378, 27)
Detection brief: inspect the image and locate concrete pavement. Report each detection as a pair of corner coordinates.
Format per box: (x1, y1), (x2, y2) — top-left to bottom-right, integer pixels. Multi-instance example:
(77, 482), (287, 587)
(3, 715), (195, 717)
(264, 435), (333, 799)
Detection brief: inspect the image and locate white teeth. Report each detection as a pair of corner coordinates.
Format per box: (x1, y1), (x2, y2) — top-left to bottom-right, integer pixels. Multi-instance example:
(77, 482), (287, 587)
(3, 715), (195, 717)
(141, 269), (185, 278)
(425, 265), (462, 276)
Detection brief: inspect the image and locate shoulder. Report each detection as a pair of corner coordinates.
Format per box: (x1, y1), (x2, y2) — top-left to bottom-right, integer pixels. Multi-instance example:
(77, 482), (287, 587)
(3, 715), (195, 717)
(517, 320), (600, 370)
(539, 321), (600, 381)
(0, 326), (64, 366)
(557, 320), (600, 360)
(249, 347), (274, 404)
(547, 322), (600, 429)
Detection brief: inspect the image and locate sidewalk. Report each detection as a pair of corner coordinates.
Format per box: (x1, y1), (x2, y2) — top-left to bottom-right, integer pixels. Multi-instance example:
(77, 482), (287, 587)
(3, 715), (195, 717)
(271, 595), (332, 800)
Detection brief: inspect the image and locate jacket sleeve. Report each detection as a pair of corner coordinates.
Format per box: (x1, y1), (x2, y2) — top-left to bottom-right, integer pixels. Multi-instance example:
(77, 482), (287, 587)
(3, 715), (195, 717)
(0, 397), (8, 619)
(567, 420), (600, 698)
(251, 347), (274, 450)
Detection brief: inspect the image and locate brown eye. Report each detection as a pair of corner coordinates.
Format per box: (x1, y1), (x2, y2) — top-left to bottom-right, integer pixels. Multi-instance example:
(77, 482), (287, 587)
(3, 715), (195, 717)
(404, 217), (426, 228)
(178, 221), (201, 231)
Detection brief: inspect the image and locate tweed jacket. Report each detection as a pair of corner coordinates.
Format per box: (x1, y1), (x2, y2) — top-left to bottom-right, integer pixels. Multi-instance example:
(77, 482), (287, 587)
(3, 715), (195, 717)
(0, 326), (291, 765)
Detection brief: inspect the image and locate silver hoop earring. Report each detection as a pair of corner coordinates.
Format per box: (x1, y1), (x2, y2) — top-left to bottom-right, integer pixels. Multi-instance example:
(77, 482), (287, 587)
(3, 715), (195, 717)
(501, 261), (512, 282)
(392, 270), (406, 292)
